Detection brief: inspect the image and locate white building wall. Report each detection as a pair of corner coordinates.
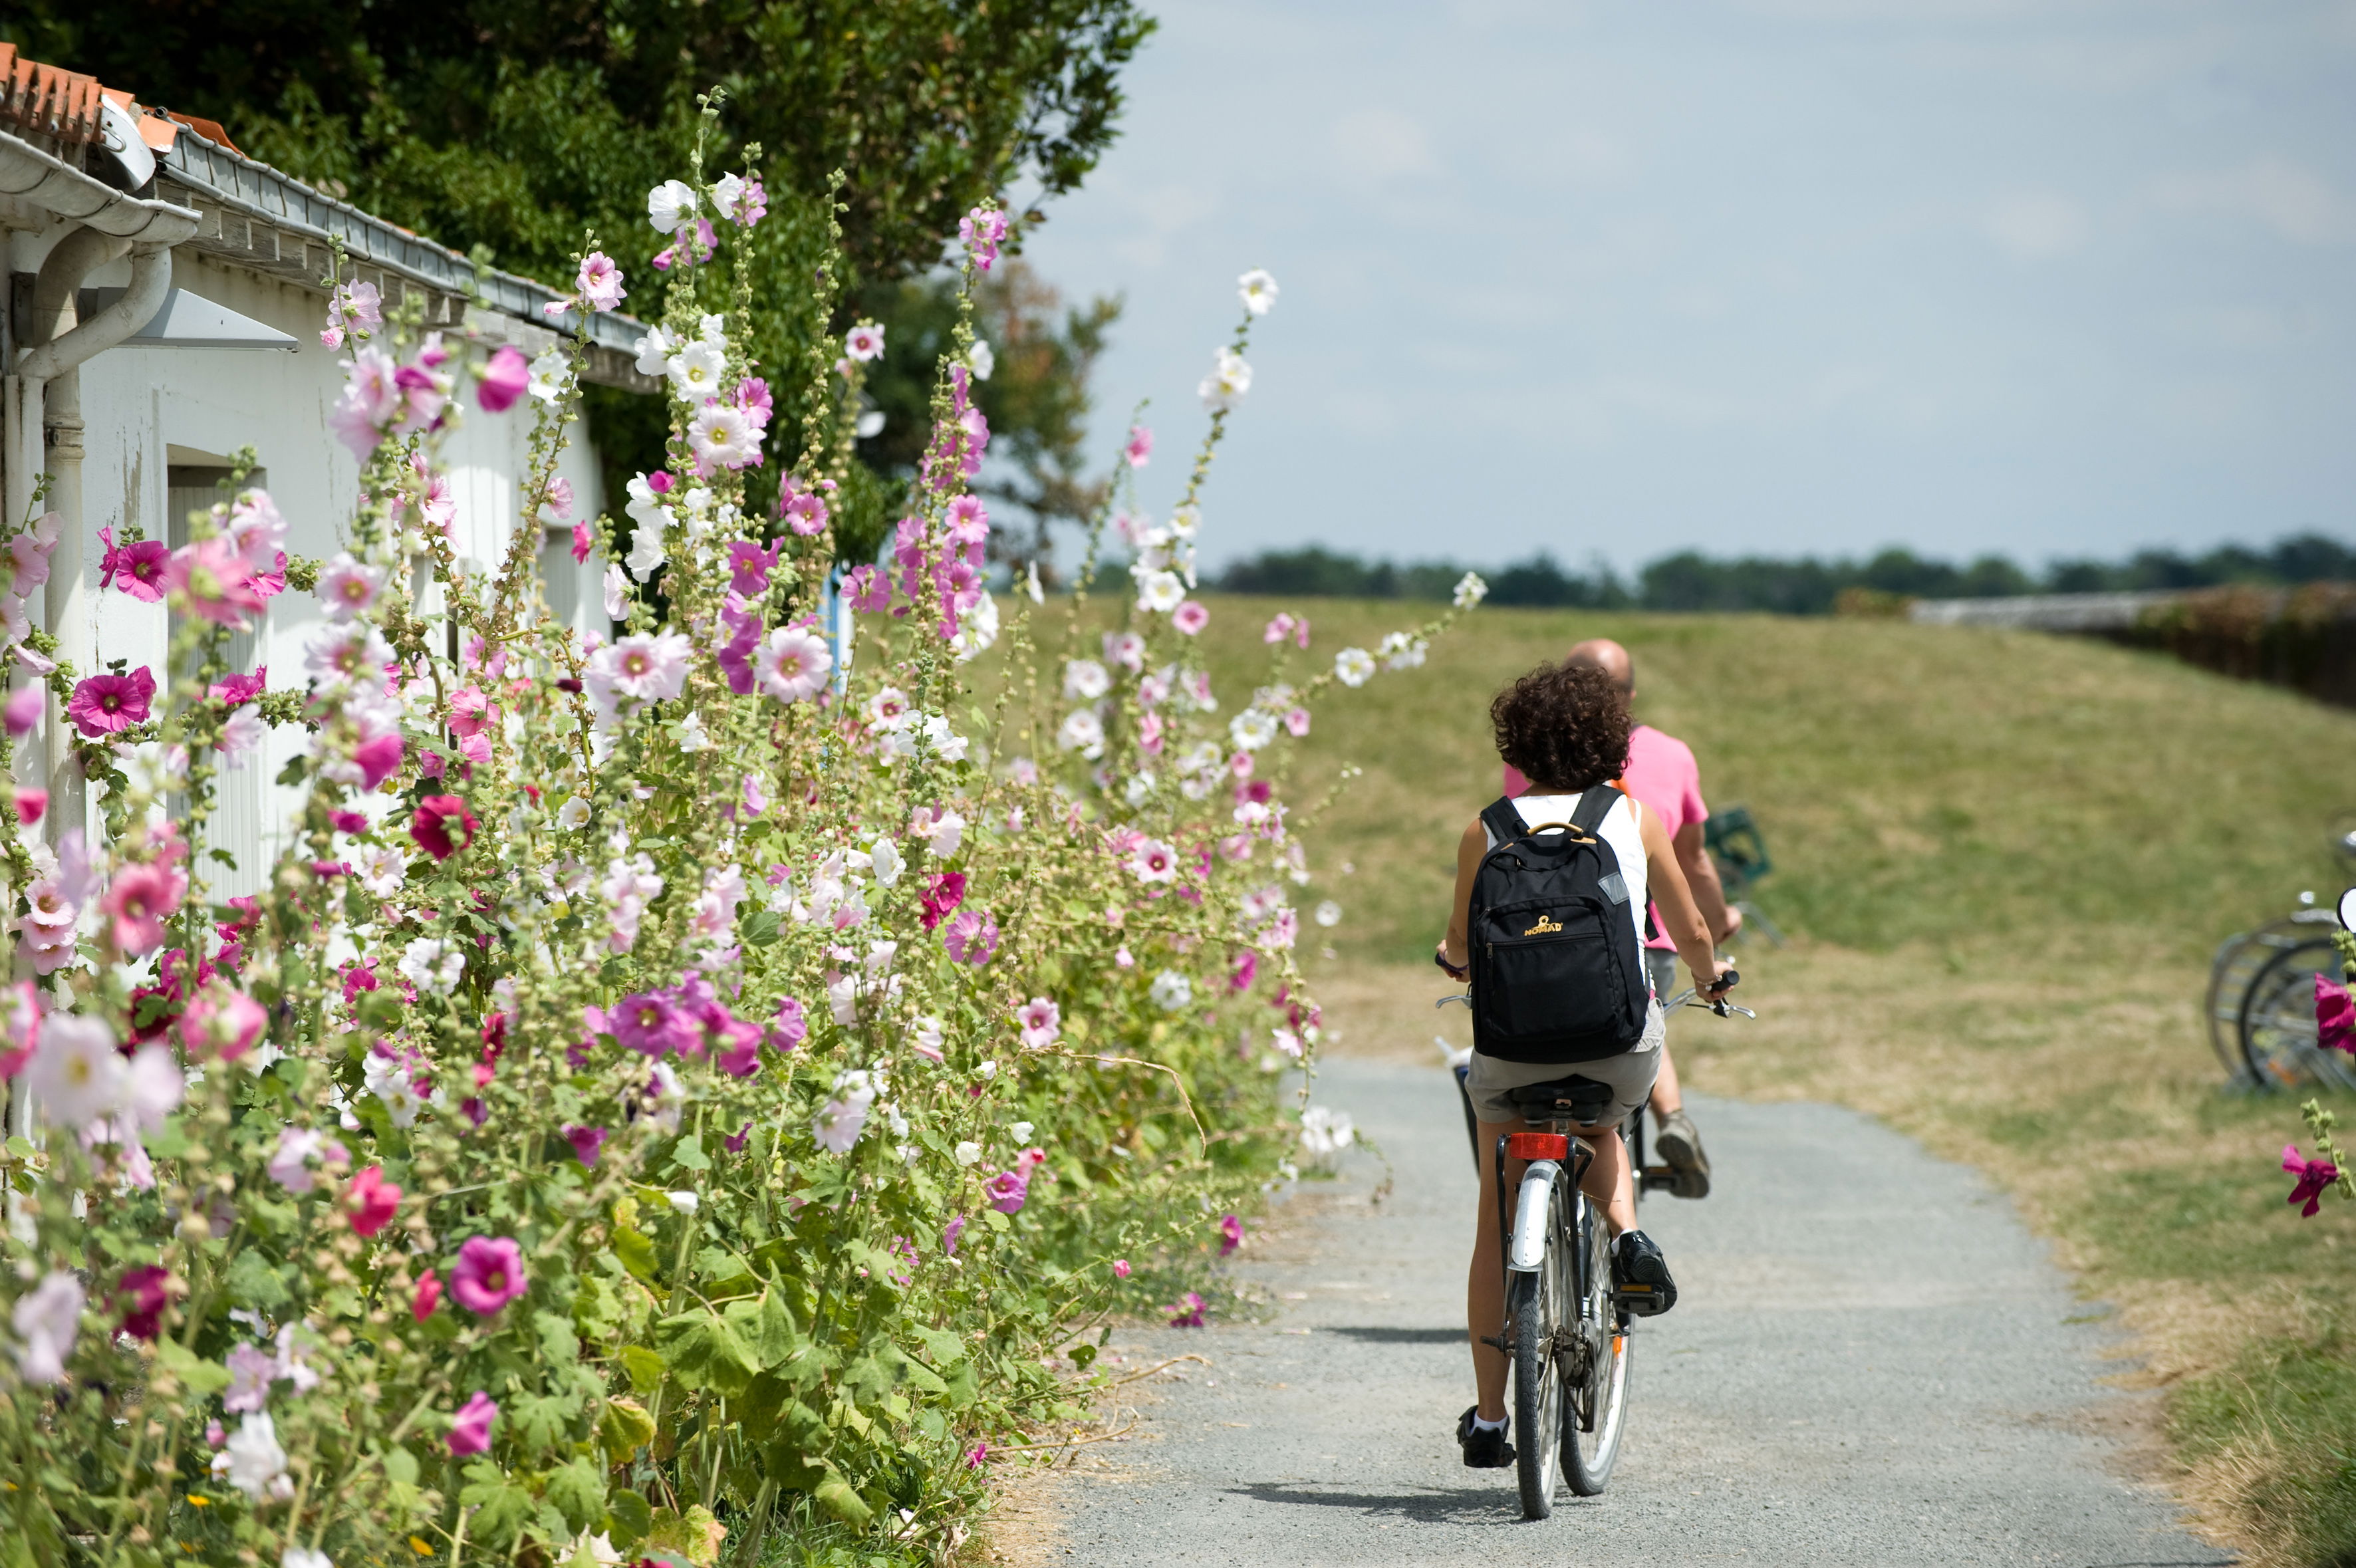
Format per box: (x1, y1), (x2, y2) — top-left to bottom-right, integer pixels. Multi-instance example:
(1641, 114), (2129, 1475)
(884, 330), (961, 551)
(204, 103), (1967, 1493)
(68, 245), (610, 896)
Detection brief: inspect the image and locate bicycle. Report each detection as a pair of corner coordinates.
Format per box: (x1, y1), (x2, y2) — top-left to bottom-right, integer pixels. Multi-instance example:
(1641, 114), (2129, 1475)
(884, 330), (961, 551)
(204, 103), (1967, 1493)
(2205, 817), (2356, 1091)
(1439, 976), (1750, 1517)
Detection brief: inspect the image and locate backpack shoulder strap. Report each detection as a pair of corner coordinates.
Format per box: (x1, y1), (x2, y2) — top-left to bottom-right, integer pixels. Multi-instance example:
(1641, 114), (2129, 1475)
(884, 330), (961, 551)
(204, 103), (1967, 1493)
(1570, 783), (1623, 835)
(1476, 795), (1527, 847)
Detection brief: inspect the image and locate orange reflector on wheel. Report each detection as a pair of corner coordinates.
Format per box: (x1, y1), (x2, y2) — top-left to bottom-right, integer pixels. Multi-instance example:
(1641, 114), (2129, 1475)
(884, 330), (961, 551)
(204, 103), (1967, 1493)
(1507, 1132), (1569, 1160)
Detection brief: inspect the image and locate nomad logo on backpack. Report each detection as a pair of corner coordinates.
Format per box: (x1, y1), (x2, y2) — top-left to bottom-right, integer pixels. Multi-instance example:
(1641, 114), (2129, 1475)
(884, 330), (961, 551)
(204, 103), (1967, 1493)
(1469, 789), (1649, 1063)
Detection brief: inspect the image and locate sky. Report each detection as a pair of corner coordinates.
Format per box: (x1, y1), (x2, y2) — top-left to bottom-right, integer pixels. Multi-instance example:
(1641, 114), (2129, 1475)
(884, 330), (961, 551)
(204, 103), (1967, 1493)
(1008, 0), (2356, 577)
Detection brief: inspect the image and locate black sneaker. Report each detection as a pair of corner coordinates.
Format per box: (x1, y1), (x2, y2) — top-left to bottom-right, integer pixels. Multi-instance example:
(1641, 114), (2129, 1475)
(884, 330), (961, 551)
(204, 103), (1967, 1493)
(1456, 1406), (1515, 1468)
(1654, 1108), (1712, 1200)
(1613, 1230), (1678, 1317)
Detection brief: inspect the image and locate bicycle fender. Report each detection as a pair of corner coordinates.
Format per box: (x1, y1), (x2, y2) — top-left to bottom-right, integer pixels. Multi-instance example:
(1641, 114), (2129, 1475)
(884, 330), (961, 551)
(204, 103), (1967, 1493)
(1506, 1161), (1560, 1274)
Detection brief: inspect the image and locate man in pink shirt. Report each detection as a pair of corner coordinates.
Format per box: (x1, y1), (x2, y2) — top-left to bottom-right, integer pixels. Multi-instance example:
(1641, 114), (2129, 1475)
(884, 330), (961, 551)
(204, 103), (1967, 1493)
(1503, 638), (1740, 1198)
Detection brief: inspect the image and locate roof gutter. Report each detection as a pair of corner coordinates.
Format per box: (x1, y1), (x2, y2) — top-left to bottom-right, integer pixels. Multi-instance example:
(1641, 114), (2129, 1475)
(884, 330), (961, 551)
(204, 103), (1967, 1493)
(0, 127), (200, 243)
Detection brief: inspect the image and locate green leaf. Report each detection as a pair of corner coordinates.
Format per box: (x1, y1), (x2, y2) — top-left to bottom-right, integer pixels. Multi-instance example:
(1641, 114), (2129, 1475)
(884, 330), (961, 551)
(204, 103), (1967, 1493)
(542, 1456), (606, 1534)
(597, 1396), (656, 1465)
(225, 1248), (291, 1311)
(612, 1225), (660, 1283)
(618, 1344), (666, 1395)
(742, 910), (781, 948)
(606, 1487), (653, 1550)
(535, 1310), (581, 1367)
(670, 1134), (710, 1173)
(509, 1390), (581, 1451)
(382, 1446), (420, 1486)
(908, 1325), (964, 1368)
(813, 1472), (872, 1529)
(156, 1339), (229, 1397)
(275, 753), (307, 786)
(458, 1461), (537, 1547)
(752, 1289), (801, 1367)
(655, 1308), (759, 1396)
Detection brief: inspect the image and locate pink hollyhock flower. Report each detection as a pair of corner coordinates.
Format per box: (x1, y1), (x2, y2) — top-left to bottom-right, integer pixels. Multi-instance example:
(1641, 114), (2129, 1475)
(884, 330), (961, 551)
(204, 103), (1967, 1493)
(756, 626), (832, 703)
(945, 908), (999, 966)
(1166, 1291), (1207, 1328)
(1218, 1214), (1243, 1257)
(1231, 951), (1258, 992)
(445, 686), (492, 742)
(943, 1214), (966, 1256)
(984, 1169), (1028, 1214)
(2319, 974), (2355, 1055)
(958, 206), (1008, 271)
(412, 1271), (442, 1323)
(409, 795), (478, 861)
(845, 323), (884, 362)
(576, 252), (626, 312)
(346, 1166), (402, 1237)
(570, 520), (593, 563)
(1138, 711), (1165, 756)
(115, 1265), (171, 1341)
(98, 526), (169, 601)
(920, 872), (967, 932)
(67, 667), (156, 737)
(450, 1235), (527, 1315)
(447, 1391), (498, 1457)
(178, 987), (267, 1062)
(1172, 600), (1209, 636)
(162, 539), (266, 626)
(101, 861), (187, 956)
(770, 996), (809, 1053)
(727, 540), (781, 597)
(782, 492), (830, 537)
(330, 347), (401, 456)
(2286, 1144), (2341, 1218)
(843, 563), (891, 612)
(1112, 1259), (1131, 1279)
(733, 377), (773, 426)
(565, 1124), (608, 1166)
(210, 667), (267, 706)
(5, 686), (40, 737)
(966, 1444), (989, 1470)
(476, 346), (530, 412)
(1015, 996), (1061, 1050)
(1284, 706), (1311, 738)
(13, 788), (43, 827)
(609, 991), (694, 1057)
(1125, 423), (1152, 467)
(352, 733), (404, 791)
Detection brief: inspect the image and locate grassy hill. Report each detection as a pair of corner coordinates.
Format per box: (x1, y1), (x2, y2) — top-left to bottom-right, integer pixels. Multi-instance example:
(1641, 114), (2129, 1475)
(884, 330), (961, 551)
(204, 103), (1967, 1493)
(1166, 594), (2356, 1566)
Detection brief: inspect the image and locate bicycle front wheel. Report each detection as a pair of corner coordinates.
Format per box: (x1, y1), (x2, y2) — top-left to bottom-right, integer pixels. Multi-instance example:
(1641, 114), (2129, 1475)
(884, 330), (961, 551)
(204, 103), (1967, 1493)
(1510, 1175), (1570, 1520)
(1561, 1198), (1631, 1495)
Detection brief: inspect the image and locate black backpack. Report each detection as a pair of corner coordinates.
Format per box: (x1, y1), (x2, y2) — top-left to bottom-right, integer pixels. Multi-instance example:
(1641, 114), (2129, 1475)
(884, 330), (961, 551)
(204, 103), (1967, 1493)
(1468, 788), (1650, 1063)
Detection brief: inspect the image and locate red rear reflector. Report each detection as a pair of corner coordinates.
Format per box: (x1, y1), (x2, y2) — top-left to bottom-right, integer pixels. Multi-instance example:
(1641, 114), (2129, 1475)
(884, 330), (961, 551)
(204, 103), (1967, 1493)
(1507, 1132), (1569, 1160)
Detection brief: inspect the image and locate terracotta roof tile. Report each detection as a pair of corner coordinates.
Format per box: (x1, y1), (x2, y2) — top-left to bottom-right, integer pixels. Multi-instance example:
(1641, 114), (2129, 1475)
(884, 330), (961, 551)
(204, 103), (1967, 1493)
(0, 42), (107, 147)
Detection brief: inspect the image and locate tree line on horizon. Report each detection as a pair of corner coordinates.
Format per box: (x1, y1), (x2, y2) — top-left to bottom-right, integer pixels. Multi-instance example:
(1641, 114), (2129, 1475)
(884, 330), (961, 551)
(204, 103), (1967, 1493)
(1210, 534), (2356, 614)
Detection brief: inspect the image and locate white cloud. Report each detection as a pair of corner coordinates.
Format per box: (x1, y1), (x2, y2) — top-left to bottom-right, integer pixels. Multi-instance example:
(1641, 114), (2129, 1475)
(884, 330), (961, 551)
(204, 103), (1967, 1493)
(1987, 192), (2091, 258)
(1327, 108), (1444, 184)
(2147, 156), (2351, 244)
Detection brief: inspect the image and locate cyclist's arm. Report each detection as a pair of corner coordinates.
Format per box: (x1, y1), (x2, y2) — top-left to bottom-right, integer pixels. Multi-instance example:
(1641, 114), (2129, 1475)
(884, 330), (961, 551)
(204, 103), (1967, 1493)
(1439, 818), (1484, 976)
(1672, 821), (1741, 944)
(1642, 808), (1733, 995)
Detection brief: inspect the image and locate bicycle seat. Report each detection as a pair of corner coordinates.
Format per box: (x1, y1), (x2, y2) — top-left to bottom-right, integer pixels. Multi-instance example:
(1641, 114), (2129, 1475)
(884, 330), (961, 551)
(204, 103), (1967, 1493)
(1504, 1075), (1615, 1126)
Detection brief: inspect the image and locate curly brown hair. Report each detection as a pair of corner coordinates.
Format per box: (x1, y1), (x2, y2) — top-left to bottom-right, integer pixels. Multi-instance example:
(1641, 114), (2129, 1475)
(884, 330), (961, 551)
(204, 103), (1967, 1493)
(1490, 660), (1633, 792)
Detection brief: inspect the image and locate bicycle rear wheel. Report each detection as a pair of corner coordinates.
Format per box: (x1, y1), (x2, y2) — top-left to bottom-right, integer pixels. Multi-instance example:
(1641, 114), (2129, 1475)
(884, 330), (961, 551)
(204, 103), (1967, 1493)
(1509, 1175), (1571, 1520)
(1561, 1198), (1631, 1495)
(2242, 938), (2356, 1091)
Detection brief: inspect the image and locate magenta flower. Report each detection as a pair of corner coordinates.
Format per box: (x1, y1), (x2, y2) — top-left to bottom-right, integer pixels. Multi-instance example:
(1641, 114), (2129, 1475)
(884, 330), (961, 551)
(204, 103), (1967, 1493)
(984, 1169), (1028, 1215)
(4, 686), (39, 737)
(346, 1166), (403, 1238)
(115, 1265), (171, 1341)
(1166, 1291), (1207, 1329)
(943, 1214), (966, 1256)
(2285, 1144), (2341, 1218)
(476, 346), (530, 412)
(99, 526), (169, 602)
(1218, 1214), (1243, 1257)
(100, 861), (186, 956)
(920, 872), (968, 932)
(447, 1390), (498, 1457)
(1172, 600), (1209, 636)
(450, 1235), (527, 1315)
(564, 1125), (608, 1166)
(352, 733), (404, 791)
(66, 667), (156, 737)
(1230, 951), (1258, 993)
(945, 907), (999, 966)
(1124, 423), (1152, 468)
(727, 539), (781, 597)
(782, 493), (829, 537)
(1112, 1259), (1131, 1279)
(610, 990), (695, 1057)
(2318, 973), (2355, 1055)
(162, 537), (267, 626)
(769, 995), (809, 1053)
(843, 563), (891, 613)
(409, 795), (478, 861)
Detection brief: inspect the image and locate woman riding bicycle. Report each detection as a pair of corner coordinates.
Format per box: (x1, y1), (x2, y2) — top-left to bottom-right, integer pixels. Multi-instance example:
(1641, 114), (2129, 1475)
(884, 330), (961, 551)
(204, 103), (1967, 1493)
(1438, 658), (1736, 1468)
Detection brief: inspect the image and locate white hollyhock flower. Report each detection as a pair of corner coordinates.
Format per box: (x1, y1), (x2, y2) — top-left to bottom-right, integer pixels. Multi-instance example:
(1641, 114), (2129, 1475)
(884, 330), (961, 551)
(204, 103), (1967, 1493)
(1057, 708), (1105, 759)
(25, 1013), (124, 1130)
(215, 1413), (289, 1500)
(1230, 710), (1279, 752)
(967, 337), (995, 379)
(1315, 900), (1343, 928)
(1300, 1106), (1356, 1157)
(710, 172), (745, 219)
(1198, 347), (1252, 410)
(1063, 659), (1111, 700)
(1148, 970), (1194, 1012)
(398, 937), (463, 995)
(10, 1270), (82, 1384)
(954, 1140), (982, 1166)
(1134, 569), (1186, 614)
(1238, 269), (1278, 316)
(949, 590), (999, 661)
(632, 325), (674, 378)
(647, 180), (698, 233)
(1334, 648), (1376, 688)
(1453, 571), (1489, 609)
(665, 1191), (700, 1215)
(666, 340), (727, 399)
(868, 837), (902, 888)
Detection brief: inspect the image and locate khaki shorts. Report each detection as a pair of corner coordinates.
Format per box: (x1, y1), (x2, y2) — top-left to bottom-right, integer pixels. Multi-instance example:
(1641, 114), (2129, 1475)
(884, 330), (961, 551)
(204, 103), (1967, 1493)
(1645, 947), (1678, 1002)
(1463, 1000), (1665, 1128)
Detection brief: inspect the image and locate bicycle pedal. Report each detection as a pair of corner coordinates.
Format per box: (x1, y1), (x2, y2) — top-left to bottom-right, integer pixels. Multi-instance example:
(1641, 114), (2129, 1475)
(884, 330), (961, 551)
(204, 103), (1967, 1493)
(1478, 1333), (1509, 1353)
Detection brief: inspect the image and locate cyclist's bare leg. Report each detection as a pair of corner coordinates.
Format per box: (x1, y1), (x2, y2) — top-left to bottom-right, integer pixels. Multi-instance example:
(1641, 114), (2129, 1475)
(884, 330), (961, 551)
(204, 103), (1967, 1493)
(1648, 1043), (1684, 1116)
(1466, 1117), (1638, 1422)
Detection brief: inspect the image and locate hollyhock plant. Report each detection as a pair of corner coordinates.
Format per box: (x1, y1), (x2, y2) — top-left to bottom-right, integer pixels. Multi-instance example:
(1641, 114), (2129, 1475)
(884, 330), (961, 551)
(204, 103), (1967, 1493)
(66, 666), (156, 736)
(450, 1236), (527, 1315)
(2286, 1144), (2341, 1217)
(99, 525), (170, 600)
(477, 346), (530, 412)
(346, 1166), (402, 1237)
(410, 795), (479, 860)
(448, 1392), (499, 1457)
(2319, 973), (2354, 1055)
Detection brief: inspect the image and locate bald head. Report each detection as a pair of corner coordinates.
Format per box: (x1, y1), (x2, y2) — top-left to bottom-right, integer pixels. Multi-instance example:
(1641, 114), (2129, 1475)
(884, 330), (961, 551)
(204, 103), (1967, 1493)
(1565, 638), (1633, 697)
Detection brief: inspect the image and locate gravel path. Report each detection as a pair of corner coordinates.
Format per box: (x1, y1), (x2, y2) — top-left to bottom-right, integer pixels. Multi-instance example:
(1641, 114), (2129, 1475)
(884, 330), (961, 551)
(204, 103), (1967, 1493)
(1052, 1058), (2233, 1567)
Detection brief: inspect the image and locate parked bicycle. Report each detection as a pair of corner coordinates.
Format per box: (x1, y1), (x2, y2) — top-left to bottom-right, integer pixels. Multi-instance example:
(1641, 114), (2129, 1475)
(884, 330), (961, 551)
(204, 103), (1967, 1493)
(2206, 816), (2356, 1090)
(1440, 978), (1751, 1517)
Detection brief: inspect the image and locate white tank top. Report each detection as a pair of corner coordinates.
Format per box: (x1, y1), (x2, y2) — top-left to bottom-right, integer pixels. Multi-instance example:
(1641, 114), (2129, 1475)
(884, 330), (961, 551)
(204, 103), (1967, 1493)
(1483, 791), (1651, 960)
